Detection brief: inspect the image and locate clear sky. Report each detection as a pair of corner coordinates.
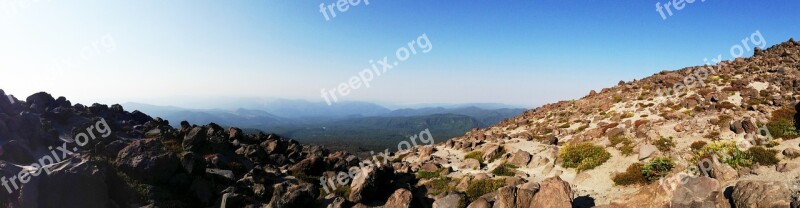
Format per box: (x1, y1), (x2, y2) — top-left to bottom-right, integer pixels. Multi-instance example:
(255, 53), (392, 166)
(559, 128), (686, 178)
(0, 0), (798, 108)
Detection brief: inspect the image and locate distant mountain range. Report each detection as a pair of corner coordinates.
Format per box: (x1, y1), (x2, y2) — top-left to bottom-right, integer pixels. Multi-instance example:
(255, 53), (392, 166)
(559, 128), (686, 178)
(123, 101), (527, 153)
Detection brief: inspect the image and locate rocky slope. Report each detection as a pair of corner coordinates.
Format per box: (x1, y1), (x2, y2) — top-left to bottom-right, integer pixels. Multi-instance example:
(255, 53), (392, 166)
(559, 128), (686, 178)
(395, 39), (800, 207)
(1, 39), (799, 208)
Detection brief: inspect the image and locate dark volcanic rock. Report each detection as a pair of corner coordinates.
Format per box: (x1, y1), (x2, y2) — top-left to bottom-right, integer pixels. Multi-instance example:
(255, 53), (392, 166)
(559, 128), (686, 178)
(115, 138), (180, 184)
(19, 156), (108, 208)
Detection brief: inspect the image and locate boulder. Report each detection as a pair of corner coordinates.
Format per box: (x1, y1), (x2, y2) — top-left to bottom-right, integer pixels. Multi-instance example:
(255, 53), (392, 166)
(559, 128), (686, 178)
(18, 156), (108, 208)
(267, 182), (320, 208)
(180, 151), (206, 175)
(519, 181), (540, 192)
(710, 162), (737, 182)
(289, 156), (326, 176)
(115, 138), (180, 183)
(605, 127), (624, 138)
(326, 197), (347, 208)
(459, 158), (481, 170)
(777, 161), (800, 172)
(730, 120), (745, 134)
(456, 176), (471, 192)
(530, 177), (572, 207)
(782, 147), (800, 158)
(638, 145), (658, 160)
(384, 188), (413, 208)
(516, 186), (536, 208)
(418, 146), (436, 159)
(741, 118), (758, 134)
(433, 193), (466, 208)
(420, 162), (440, 172)
(473, 173), (490, 181)
(508, 150), (531, 167)
(669, 176), (721, 208)
(732, 180), (791, 208)
(673, 123), (685, 132)
(481, 145), (502, 162)
(349, 165), (392, 203)
(544, 136), (559, 145)
(25, 92), (56, 113)
(466, 198), (491, 208)
(493, 186), (516, 208)
(528, 155), (550, 168)
(182, 127), (208, 153)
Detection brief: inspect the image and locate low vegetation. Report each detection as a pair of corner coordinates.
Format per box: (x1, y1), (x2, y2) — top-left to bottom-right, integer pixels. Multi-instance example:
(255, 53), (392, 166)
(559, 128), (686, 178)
(767, 107), (799, 139)
(613, 157), (675, 186)
(416, 169), (442, 179)
(692, 140), (751, 168)
(745, 146), (779, 166)
(704, 131), (720, 141)
(691, 141), (781, 169)
(642, 157), (674, 181)
(609, 136), (635, 156)
(464, 151), (484, 163)
(332, 186), (351, 199)
(491, 163), (517, 176)
(612, 163), (646, 186)
(466, 179), (505, 201)
(559, 142), (611, 172)
(690, 141), (707, 151)
(424, 177), (454, 196)
(655, 137), (675, 152)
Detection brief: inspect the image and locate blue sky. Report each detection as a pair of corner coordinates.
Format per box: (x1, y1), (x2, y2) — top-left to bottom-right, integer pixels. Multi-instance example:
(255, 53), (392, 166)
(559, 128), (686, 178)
(0, 0), (798, 108)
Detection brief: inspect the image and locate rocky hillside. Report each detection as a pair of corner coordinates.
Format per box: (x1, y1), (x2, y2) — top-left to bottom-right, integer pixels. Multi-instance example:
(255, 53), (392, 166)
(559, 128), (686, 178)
(394, 39), (800, 207)
(1, 39), (798, 208)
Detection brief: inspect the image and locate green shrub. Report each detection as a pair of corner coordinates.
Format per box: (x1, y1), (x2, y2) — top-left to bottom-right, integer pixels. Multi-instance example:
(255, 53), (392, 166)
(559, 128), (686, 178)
(464, 151), (484, 163)
(746, 147), (779, 166)
(466, 179), (505, 201)
(491, 163), (517, 176)
(655, 137), (675, 152)
(416, 169), (442, 179)
(642, 157), (674, 181)
(612, 163), (646, 186)
(559, 142), (611, 172)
